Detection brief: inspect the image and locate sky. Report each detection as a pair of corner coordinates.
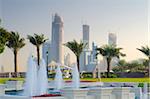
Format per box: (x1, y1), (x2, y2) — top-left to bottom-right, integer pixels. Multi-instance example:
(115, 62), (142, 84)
(0, 0), (149, 72)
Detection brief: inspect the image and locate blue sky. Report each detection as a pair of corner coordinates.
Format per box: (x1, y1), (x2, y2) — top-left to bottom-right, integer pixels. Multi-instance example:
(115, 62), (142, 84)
(0, 0), (148, 72)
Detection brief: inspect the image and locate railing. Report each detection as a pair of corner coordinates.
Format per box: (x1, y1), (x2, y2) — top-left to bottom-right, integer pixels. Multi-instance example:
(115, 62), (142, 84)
(0, 72), (25, 78)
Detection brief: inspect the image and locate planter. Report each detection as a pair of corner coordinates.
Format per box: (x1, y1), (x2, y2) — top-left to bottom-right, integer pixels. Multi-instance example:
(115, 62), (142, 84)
(62, 88), (89, 99)
(5, 81), (23, 91)
(0, 84), (5, 96)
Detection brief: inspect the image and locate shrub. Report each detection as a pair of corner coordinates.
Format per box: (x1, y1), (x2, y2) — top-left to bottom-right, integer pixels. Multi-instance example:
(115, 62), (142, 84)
(81, 72), (93, 78)
(101, 72), (118, 78)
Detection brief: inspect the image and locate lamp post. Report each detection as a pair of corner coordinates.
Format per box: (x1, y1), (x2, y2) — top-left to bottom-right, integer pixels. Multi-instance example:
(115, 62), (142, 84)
(46, 51), (49, 78)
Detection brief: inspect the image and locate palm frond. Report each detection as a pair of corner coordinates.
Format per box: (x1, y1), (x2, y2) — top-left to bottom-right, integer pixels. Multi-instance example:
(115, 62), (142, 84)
(27, 34), (48, 46)
(137, 46), (150, 57)
(96, 44), (125, 59)
(64, 40), (86, 58)
(6, 31), (25, 51)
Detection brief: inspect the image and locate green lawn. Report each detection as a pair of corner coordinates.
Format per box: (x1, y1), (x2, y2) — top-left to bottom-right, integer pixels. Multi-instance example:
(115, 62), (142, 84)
(0, 78), (149, 84)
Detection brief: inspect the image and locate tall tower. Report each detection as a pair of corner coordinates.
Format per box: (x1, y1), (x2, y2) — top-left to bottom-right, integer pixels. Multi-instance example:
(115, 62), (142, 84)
(83, 25), (90, 49)
(50, 13), (64, 64)
(108, 33), (117, 46)
(80, 24), (90, 72)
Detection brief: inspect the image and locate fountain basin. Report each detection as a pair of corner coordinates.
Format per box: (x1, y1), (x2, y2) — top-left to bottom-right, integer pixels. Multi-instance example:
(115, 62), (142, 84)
(5, 81), (23, 91)
(62, 88), (89, 99)
(0, 84), (5, 95)
(1, 87), (139, 99)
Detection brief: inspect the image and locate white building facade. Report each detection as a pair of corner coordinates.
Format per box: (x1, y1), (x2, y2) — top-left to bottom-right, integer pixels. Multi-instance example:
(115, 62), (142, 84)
(80, 25), (97, 73)
(83, 25), (90, 49)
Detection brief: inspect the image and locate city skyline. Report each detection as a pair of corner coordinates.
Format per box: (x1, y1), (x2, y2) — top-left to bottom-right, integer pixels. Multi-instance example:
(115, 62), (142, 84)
(0, 0), (148, 72)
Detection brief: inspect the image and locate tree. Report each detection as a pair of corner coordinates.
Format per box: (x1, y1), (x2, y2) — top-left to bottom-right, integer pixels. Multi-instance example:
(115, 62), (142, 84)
(137, 46), (150, 75)
(137, 46), (150, 61)
(64, 40), (86, 71)
(112, 60), (127, 72)
(27, 34), (47, 66)
(0, 19), (10, 54)
(97, 45), (125, 78)
(6, 32), (25, 73)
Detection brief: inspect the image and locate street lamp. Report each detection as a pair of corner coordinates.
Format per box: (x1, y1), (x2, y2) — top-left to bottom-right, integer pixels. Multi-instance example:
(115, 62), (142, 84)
(46, 51), (49, 78)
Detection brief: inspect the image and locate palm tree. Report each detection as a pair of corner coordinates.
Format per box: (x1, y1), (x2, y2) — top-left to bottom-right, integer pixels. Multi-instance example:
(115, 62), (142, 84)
(6, 32), (25, 73)
(137, 46), (150, 61)
(0, 19), (10, 54)
(96, 45), (125, 78)
(64, 40), (86, 71)
(137, 46), (150, 76)
(27, 34), (47, 66)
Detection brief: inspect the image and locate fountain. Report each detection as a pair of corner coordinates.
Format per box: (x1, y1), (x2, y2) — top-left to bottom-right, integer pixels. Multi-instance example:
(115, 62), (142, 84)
(2, 57), (139, 99)
(23, 55), (48, 96)
(37, 59), (48, 95)
(54, 64), (64, 90)
(23, 55), (38, 96)
(72, 64), (80, 89)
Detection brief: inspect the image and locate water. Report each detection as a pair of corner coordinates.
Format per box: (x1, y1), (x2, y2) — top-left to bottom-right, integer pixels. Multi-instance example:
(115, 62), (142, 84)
(23, 55), (38, 96)
(23, 55), (48, 96)
(72, 64), (80, 89)
(6, 89), (61, 96)
(37, 59), (48, 95)
(143, 83), (148, 99)
(54, 64), (64, 90)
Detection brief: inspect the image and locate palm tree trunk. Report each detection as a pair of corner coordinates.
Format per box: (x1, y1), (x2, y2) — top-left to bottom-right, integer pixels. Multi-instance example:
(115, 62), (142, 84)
(77, 57), (80, 72)
(14, 50), (17, 77)
(106, 57), (111, 78)
(37, 46), (40, 66)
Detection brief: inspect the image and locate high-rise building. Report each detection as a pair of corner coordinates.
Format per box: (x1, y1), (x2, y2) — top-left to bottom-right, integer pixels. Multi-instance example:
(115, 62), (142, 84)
(50, 13), (64, 64)
(83, 25), (90, 49)
(80, 24), (90, 72)
(108, 33), (118, 67)
(108, 33), (117, 46)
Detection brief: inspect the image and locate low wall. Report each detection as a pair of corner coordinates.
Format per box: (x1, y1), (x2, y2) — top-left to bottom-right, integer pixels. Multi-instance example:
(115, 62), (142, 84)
(0, 72), (25, 78)
(117, 72), (145, 78)
(0, 95), (65, 99)
(2, 87), (150, 99)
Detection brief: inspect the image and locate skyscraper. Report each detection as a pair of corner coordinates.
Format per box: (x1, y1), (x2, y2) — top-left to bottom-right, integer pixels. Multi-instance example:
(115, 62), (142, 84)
(80, 24), (91, 72)
(108, 33), (117, 46)
(108, 33), (119, 67)
(83, 25), (90, 49)
(50, 14), (64, 64)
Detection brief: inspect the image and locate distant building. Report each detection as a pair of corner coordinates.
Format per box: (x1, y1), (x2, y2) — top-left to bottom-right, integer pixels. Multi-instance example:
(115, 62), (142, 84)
(80, 24), (90, 71)
(42, 41), (51, 64)
(83, 25), (90, 49)
(50, 13), (64, 64)
(108, 33), (117, 46)
(108, 33), (119, 67)
(84, 42), (98, 73)
(80, 24), (97, 75)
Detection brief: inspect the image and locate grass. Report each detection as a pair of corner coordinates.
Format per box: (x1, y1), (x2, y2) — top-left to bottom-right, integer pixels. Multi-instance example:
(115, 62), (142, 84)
(0, 78), (149, 84)
(0, 78), (24, 84)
